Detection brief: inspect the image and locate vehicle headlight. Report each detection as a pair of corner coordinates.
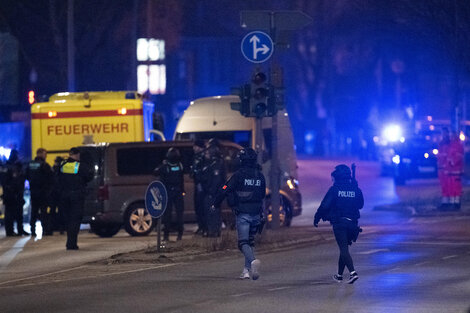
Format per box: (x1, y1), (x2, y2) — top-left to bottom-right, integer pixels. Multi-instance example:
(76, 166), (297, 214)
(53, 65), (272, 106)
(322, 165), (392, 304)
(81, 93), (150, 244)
(287, 178), (298, 190)
(392, 154), (400, 164)
(432, 149), (438, 155)
(383, 124), (403, 143)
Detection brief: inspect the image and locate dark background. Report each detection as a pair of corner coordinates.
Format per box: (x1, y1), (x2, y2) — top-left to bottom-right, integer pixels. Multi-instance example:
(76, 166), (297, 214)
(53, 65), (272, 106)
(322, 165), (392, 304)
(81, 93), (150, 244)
(1, 0), (470, 158)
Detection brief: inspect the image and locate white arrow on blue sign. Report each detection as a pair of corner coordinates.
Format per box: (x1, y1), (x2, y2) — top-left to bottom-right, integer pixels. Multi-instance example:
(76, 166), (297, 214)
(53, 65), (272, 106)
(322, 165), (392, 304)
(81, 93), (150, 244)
(241, 31), (274, 63)
(145, 180), (168, 218)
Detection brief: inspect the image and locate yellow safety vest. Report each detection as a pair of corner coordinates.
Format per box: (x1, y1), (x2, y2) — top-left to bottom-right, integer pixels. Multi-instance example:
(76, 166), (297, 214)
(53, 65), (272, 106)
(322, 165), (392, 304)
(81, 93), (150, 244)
(61, 161), (80, 174)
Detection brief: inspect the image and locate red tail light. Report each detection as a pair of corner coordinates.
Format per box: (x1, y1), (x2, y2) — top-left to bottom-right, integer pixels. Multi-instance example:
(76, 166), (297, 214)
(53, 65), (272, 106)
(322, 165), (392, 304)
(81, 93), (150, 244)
(98, 184), (109, 201)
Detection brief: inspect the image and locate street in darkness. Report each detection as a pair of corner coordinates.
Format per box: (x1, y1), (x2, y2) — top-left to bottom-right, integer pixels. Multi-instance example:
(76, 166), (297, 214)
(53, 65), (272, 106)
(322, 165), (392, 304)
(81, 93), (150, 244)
(0, 159), (469, 313)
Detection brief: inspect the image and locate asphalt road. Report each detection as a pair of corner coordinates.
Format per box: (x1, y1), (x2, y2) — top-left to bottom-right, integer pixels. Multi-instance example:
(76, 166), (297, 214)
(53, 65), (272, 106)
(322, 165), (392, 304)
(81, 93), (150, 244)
(1, 158), (470, 312)
(0, 215), (469, 313)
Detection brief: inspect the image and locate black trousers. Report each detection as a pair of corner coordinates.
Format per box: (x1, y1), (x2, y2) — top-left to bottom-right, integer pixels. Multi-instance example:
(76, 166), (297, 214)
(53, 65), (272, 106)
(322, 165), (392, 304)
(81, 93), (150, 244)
(333, 220), (356, 275)
(163, 191), (184, 236)
(194, 185), (205, 231)
(203, 195), (221, 237)
(30, 193), (48, 234)
(61, 191), (84, 249)
(4, 201), (24, 235)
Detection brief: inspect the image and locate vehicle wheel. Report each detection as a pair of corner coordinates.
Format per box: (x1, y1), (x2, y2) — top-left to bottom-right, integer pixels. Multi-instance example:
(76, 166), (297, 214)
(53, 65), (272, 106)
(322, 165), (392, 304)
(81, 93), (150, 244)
(124, 202), (155, 236)
(90, 222), (121, 238)
(264, 196), (292, 228)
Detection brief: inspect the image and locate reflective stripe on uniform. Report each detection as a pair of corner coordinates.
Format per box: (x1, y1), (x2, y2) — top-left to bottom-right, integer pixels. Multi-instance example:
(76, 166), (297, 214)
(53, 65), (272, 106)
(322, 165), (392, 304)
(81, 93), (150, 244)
(61, 161), (80, 174)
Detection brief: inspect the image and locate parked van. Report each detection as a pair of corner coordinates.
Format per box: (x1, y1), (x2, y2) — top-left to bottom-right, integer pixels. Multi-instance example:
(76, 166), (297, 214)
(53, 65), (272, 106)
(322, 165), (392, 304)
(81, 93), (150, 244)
(78, 140), (242, 237)
(174, 95), (302, 225)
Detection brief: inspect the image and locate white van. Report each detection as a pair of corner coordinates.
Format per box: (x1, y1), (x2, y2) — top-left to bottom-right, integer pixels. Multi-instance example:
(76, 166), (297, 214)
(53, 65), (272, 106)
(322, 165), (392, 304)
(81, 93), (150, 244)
(174, 95), (302, 225)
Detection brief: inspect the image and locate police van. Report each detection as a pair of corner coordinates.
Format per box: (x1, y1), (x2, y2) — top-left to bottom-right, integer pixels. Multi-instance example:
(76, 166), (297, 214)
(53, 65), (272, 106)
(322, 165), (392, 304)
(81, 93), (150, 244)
(31, 91), (163, 164)
(174, 95), (302, 226)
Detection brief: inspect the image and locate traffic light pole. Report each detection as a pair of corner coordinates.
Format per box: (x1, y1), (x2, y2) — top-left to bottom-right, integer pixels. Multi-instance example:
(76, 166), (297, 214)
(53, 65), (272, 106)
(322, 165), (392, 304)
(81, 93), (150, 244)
(269, 13), (281, 229)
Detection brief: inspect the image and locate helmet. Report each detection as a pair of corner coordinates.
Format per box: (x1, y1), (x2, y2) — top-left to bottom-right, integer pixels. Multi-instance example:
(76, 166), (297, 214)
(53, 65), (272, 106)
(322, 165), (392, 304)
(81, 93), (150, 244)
(331, 164), (351, 180)
(206, 138), (219, 148)
(166, 147), (180, 163)
(237, 148), (257, 166)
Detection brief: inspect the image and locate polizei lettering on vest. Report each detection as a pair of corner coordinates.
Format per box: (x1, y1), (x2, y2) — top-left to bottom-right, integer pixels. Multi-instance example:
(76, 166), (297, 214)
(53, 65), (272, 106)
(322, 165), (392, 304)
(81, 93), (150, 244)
(338, 190), (355, 198)
(47, 123), (129, 136)
(244, 179), (261, 186)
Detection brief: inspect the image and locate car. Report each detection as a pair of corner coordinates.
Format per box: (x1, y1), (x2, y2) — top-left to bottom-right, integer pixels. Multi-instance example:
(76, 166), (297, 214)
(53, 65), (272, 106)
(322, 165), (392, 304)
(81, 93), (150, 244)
(75, 140), (302, 237)
(390, 136), (439, 185)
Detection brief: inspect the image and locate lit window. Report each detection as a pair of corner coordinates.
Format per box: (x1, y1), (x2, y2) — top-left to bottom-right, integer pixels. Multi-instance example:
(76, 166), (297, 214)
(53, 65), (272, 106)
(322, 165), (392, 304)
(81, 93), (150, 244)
(137, 65), (166, 95)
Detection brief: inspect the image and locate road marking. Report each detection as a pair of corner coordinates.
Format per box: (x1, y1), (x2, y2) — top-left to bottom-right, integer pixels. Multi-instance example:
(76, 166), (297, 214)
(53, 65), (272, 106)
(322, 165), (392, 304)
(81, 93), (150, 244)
(414, 261), (429, 266)
(0, 237), (30, 272)
(230, 292), (252, 297)
(0, 263), (178, 288)
(268, 286), (292, 291)
(358, 249), (389, 255)
(442, 255), (458, 260)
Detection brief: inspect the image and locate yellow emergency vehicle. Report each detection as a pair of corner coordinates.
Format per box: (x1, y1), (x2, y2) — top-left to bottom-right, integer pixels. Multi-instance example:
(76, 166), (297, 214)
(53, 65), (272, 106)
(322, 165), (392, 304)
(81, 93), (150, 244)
(31, 91), (159, 163)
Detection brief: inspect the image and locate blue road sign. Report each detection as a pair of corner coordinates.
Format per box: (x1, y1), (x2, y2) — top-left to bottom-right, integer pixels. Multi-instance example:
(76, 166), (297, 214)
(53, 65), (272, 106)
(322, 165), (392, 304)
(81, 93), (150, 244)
(145, 181), (168, 218)
(241, 31), (274, 63)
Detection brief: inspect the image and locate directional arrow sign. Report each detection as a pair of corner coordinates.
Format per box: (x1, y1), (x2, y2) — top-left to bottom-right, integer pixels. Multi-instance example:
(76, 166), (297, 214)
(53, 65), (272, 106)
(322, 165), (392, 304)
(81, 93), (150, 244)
(241, 31), (274, 63)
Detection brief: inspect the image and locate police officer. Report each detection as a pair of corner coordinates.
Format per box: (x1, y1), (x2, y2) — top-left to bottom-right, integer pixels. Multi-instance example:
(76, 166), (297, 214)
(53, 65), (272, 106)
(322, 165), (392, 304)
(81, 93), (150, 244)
(201, 140), (225, 237)
(191, 140), (206, 235)
(26, 148), (53, 236)
(59, 147), (93, 250)
(314, 164), (363, 284)
(153, 147), (185, 241)
(3, 150), (28, 236)
(213, 148), (266, 280)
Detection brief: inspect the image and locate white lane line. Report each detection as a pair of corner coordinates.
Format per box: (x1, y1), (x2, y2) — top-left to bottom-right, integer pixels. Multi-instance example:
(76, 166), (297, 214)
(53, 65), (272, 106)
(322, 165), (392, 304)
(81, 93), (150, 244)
(442, 255), (458, 260)
(230, 293), (252, 298)
(268, 286), (292, 291)
(358, 249), (389, 255)
(0, 237), (30, 272)
(0, 263), (178, 288)
(414, 261), (429, 266)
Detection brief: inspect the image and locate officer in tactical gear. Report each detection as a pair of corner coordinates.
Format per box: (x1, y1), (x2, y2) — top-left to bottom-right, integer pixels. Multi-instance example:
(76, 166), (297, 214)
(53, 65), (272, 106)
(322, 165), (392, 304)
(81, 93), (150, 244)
(59, 147), (93, 250)
(201, 140), (225, 237)
(153, 147), (185, 241)
(191, 140), (206, 235)
(3, 150), (28, 236)
(314, 164), (363, 284)
(26, 148), (53, 236)
(213, 148), (266, 280)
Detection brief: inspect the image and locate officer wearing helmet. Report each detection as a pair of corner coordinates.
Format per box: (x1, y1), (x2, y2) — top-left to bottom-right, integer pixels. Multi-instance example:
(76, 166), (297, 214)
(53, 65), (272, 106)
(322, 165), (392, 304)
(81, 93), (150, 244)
(314, 164), (363, 284)
(200, 139), (226, 237)
(213, 148), (266, 280)
(153, 147), (185, 241)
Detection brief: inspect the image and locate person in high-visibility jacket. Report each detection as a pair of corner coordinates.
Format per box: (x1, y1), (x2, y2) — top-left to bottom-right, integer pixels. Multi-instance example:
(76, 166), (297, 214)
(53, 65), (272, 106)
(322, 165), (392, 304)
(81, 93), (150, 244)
(58, 147), (93, 250)
(437, 127), (451, 209)
(447, 132), (464, 210)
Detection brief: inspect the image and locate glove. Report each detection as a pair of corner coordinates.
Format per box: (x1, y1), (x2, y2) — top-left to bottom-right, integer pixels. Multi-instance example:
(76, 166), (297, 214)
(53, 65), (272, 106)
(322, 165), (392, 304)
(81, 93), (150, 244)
(313, 213), (320, 227)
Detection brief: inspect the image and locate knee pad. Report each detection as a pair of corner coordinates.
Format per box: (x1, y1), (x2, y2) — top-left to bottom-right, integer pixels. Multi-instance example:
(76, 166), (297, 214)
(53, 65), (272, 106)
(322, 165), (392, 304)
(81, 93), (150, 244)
(238, 239), (250, 252)
(249, 236), (255, 247)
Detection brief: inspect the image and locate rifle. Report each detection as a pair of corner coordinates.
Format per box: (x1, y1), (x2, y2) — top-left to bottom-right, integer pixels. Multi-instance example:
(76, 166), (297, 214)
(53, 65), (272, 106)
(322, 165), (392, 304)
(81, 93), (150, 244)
(351, 163), (358, 187)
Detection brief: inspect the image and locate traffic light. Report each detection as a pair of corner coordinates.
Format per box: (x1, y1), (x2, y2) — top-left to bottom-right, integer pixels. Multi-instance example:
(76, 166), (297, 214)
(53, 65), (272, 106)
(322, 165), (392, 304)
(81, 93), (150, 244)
(28, 90), (35, 104)
(230, 84), (251, 116)
(250, 71), (268, 118)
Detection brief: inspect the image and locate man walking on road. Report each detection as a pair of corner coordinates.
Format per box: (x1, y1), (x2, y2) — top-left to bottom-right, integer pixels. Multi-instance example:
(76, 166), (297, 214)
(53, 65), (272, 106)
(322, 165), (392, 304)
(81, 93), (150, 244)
(213, 148), (266, 280)
(314, 164), (363, 284)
